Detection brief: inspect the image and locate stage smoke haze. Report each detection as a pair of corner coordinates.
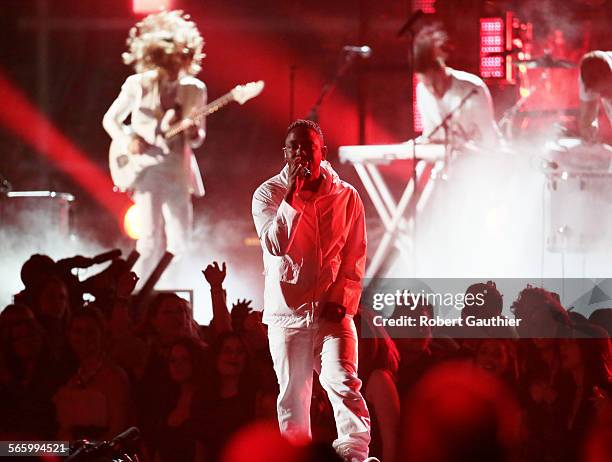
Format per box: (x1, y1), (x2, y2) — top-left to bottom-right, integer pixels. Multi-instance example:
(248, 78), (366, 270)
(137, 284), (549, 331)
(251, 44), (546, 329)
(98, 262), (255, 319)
(155, 216), (264, 325)
(383, 146), (612, 282)
(0, 208), (263, 324)
(0, 209), (107, 308)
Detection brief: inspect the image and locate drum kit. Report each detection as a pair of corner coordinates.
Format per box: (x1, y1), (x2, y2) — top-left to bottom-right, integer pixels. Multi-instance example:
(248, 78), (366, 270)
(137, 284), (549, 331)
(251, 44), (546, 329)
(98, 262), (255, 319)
(490, 51), (612, 254)
(543, 137), (612, 253)
(502, 53), (611, 253)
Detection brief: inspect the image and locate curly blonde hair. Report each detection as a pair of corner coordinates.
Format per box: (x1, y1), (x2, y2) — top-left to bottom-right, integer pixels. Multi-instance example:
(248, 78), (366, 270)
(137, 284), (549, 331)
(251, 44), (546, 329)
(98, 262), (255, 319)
(122, 10), (205, 75)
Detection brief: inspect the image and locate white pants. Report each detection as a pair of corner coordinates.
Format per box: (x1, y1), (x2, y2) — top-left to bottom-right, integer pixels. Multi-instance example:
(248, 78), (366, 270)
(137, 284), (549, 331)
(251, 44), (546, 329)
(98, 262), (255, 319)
(132, 183), (192, 281)
(267, 317), (371, 462)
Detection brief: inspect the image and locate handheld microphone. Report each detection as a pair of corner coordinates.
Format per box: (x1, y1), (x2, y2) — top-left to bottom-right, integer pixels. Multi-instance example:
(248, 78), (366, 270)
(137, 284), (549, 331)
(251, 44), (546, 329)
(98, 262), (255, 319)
(343, 45), (372, 58)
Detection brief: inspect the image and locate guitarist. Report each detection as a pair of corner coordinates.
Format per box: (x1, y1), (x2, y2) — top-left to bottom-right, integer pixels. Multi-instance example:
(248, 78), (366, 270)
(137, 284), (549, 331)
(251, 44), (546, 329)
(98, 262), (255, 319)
(103, 10), (207, 280)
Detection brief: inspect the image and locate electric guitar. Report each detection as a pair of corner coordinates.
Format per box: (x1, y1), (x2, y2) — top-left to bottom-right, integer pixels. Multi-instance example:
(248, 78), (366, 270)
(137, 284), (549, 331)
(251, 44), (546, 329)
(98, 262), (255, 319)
(108, 80), (265, 191)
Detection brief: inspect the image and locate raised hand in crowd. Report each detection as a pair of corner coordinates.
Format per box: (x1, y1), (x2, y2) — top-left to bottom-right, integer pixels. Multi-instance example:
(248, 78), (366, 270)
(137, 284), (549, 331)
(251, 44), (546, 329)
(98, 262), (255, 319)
(80, 257), (129, 310)
(203, 261), (227, 289)
(231, 298), (253, 333)
(203, 261), (231, 338)
(232, 298), (253, 312)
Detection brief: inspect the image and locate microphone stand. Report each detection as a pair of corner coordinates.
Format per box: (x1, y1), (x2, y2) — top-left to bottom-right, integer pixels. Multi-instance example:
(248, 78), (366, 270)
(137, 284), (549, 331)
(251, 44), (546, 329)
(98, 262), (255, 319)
(401, 11), (421, 277)
(306, 51), (359, 122)
(423, 88), (478, 176)
(390, 87), (476, 278)
(289, 64), (297, 122)
(409, 28), (419, 277)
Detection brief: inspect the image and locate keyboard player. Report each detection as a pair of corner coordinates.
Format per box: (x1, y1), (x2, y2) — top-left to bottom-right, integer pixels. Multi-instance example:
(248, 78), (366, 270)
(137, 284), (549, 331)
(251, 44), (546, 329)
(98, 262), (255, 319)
(413, 25), (502, 150)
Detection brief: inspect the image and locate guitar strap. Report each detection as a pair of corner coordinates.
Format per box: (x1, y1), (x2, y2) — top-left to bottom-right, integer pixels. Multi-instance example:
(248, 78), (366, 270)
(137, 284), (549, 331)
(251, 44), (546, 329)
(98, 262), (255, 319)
(160, 80), (180, 110)
(157, 80), (183, 143)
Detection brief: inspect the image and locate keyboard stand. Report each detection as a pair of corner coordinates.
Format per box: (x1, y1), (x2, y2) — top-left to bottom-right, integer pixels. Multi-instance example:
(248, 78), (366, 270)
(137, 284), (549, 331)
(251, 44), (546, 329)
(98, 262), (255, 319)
(339, 144), (444, 278)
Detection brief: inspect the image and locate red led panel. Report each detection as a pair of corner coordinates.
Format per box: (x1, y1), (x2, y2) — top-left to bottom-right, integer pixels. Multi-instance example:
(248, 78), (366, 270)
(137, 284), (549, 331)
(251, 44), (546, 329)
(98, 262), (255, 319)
(133, 0), (172, 14)
(413, 0), (436, 14)
(413, 74), (423, 133)
(411, 1), (435, 132)
(480, 17), (505, 79)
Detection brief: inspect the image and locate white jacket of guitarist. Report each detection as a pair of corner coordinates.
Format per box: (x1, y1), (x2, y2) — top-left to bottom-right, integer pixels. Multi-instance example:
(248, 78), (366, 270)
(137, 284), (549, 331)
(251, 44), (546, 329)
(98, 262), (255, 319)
(252, 160), (367, 329)
(103, 69), (206, 197)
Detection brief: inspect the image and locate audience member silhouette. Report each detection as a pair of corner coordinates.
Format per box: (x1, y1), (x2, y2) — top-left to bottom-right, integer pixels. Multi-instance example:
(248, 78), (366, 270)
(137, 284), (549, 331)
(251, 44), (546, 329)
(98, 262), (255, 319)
(53, 307), (130, 441)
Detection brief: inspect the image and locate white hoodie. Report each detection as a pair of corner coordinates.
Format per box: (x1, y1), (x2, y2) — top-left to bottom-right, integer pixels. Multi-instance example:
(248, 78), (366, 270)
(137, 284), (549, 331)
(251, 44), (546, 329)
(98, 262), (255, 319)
(252, 161), (367, 328)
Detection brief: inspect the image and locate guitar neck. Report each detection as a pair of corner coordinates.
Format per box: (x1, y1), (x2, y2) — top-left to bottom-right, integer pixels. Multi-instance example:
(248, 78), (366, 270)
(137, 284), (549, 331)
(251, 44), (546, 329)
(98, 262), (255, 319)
(165, 92), (235, 139)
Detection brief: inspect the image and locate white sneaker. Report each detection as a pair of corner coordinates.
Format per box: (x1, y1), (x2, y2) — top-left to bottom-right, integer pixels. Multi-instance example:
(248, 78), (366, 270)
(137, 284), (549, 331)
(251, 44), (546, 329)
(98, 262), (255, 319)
(362, 458), (381, 462)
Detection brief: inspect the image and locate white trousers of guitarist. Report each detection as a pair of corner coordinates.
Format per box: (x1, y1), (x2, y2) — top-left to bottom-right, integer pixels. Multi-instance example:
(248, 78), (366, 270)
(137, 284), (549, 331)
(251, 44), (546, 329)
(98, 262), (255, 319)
(132, 179), (192, 280)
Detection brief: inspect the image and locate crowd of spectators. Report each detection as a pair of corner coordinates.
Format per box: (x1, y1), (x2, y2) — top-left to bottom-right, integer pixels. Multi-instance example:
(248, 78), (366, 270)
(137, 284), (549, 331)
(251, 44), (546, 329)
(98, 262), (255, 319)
(0, 252), (610, 462)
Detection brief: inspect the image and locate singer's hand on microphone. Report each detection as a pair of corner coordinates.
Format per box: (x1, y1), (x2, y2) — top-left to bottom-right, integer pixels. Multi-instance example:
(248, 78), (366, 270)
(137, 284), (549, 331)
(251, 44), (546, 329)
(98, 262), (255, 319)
(285, 157), (307, 206)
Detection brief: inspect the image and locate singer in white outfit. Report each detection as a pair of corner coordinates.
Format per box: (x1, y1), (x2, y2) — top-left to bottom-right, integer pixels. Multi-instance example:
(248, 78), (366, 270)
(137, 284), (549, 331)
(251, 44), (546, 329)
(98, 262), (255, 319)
(103, 10), (206, 280)
(413, 25), (501, 148)
(252, 120), (374, 462)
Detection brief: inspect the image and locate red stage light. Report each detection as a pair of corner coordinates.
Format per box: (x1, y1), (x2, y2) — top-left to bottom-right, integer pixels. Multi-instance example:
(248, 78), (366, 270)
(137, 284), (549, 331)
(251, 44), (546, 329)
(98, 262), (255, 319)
(197, 5), (397, 148)
(0, 71), (132, 223)
(132, 0), (172, 15)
